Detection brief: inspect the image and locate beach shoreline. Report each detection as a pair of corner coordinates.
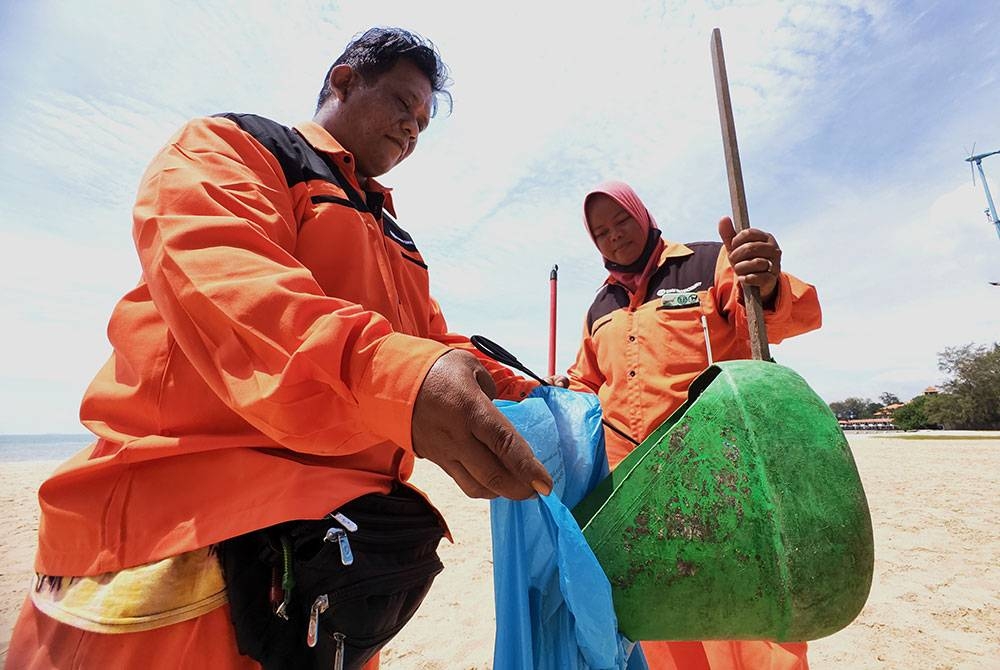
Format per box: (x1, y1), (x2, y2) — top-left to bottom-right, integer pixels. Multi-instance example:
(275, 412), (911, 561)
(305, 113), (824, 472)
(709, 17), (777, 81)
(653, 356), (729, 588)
(2, 435), (998, 667)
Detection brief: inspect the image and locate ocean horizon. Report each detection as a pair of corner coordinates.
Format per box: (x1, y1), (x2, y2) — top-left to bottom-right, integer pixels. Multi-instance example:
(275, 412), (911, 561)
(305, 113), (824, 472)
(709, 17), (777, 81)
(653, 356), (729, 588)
(0, 434), (93, 462)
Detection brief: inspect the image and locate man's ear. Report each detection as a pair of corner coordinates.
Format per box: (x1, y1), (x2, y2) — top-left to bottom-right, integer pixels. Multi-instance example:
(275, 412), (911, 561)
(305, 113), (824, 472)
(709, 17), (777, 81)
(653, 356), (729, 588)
(329, 64), (356, 101)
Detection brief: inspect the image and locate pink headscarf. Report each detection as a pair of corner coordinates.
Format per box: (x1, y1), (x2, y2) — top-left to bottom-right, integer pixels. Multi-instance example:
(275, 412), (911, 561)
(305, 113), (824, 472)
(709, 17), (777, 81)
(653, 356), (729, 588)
(584, 181), (665, 294)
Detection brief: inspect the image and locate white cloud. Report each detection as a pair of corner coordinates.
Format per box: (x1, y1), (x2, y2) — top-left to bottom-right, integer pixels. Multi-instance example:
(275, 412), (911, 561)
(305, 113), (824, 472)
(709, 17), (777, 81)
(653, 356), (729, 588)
(1, 0), (999, 432)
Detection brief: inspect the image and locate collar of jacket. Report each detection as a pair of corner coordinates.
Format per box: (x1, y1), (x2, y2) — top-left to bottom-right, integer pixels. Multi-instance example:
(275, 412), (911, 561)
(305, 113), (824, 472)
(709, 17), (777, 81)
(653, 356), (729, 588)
(604, 240), (694, 288)
(294, 121), (397, 217)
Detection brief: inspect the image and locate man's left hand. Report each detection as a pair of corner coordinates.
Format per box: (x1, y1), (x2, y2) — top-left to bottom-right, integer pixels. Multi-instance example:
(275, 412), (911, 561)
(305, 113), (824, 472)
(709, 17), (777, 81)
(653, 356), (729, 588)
(718, 216), (781, 304)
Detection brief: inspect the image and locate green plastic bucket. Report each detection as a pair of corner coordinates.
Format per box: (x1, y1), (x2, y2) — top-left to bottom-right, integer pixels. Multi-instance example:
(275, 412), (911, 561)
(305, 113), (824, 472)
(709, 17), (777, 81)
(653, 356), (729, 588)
(572, 361), (874, 642)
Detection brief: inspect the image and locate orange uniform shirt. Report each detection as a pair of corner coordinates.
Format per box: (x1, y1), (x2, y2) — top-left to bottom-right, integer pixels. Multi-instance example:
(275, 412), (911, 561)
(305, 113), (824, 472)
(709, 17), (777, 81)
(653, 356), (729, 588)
(34, 115), (535, 577)
(568, 240), (821, 467)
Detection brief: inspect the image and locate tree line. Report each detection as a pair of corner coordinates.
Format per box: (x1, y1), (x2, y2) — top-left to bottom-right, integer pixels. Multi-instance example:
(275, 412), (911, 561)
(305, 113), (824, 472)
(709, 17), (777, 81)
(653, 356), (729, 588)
(828, 342), (1000, 431)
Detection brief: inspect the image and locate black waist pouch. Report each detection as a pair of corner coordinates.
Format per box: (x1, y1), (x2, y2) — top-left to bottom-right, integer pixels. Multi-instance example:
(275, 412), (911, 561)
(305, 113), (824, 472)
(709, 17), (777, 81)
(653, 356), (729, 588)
(218, 484), (445, 670)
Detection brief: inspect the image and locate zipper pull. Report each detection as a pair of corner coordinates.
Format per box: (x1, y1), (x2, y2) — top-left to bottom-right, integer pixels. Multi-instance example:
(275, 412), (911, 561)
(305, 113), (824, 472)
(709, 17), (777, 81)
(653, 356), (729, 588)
(306, 594), (329, 648)
(333, 631), (346, 670)
(324, 527), (355, 565)
(331, 512), (357, 532)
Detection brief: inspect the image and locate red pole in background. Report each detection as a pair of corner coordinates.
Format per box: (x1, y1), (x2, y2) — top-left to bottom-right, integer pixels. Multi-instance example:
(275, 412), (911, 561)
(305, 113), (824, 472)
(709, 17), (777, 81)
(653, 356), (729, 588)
(548, 264), (558, 377)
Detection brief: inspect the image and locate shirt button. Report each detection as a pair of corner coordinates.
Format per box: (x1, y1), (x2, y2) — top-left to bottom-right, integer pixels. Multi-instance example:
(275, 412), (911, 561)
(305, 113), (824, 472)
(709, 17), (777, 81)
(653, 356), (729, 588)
(628, 370), (636, 378)
(628, 335), (636, 342)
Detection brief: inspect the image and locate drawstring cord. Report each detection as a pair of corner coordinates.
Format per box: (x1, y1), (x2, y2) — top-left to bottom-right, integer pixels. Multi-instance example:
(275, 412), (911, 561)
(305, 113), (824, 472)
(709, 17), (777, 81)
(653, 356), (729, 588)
(274, 535), (294, 620)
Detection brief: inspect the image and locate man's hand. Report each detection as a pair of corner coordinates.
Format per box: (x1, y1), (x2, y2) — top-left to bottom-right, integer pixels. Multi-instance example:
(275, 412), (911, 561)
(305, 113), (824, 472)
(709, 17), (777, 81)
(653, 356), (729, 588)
(544, 375), (570, 388)
(412, 350), (554, 500)
(718, 216), (781, 304)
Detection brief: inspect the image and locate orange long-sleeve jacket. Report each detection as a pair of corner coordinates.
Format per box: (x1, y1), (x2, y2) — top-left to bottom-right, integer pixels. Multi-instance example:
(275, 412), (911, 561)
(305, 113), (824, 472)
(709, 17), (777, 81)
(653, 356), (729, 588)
(34, 114), (535, 577)
(567, 240), (821, 468)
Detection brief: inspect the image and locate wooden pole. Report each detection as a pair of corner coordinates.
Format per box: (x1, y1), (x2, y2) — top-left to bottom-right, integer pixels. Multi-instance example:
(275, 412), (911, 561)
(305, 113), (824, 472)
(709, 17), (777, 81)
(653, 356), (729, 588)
(711, 28), (771, 361)
(548, 264), (558, 377)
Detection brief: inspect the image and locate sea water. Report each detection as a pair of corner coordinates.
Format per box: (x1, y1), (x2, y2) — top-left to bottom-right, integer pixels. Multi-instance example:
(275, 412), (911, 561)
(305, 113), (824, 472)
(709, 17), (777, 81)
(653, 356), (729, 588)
(0, 434), (93, 462)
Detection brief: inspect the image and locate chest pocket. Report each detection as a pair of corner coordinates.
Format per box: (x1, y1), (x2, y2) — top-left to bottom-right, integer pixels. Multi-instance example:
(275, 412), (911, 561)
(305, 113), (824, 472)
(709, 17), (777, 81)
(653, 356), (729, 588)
(650, 290), (721, 368)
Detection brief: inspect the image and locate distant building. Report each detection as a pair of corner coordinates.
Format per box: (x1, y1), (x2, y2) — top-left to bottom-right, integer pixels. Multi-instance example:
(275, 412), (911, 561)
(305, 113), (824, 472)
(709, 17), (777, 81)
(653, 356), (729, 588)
(875, 403), (905, 418)
(833, 391), (941, 431)
(838, 417), (895, 431)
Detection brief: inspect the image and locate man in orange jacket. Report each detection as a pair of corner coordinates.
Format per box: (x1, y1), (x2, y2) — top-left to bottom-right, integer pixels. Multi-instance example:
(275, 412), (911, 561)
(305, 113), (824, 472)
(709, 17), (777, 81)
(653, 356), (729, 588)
(8, 27), (552, 670)
(553, 181), (821, 669)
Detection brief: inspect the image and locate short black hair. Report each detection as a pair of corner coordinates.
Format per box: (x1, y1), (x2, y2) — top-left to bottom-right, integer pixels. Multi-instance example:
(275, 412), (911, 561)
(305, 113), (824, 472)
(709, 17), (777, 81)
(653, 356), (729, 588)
(316, 26), (452, 115)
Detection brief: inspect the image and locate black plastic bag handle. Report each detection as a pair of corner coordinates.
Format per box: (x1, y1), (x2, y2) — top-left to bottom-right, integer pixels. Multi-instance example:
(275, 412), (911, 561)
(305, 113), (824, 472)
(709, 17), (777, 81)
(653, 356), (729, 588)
(470, 335), (549, 386)
(469, 335), (639, 447)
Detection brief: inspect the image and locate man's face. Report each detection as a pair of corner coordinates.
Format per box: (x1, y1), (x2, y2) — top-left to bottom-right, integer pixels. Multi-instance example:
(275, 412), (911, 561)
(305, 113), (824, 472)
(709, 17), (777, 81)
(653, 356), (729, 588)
(335, 59), (433, 180)
(587, 195), (646, 265)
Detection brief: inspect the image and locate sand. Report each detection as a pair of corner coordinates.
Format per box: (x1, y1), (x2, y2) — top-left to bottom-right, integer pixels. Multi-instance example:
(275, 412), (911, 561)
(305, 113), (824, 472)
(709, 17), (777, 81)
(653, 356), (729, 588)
(2, 435), (998, 668)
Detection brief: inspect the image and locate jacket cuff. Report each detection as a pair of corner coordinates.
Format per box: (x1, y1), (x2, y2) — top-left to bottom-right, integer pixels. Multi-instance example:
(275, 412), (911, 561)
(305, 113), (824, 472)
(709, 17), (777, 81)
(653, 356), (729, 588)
(354, 333), (450, 452)
(763, 273), (793, 321)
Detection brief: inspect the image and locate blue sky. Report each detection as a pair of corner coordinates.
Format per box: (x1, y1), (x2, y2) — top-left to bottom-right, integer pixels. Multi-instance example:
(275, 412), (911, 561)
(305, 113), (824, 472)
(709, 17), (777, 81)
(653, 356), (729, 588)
(1, 0), (999, 433)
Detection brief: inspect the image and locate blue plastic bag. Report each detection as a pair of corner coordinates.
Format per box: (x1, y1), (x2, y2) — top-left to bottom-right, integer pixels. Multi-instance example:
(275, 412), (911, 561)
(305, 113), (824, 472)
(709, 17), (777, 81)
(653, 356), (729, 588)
(491, 386), (647, 670)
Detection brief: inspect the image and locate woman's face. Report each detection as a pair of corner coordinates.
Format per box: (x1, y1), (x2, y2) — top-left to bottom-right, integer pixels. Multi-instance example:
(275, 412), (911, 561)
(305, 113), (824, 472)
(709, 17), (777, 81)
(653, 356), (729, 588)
(586, 194), (646, 266)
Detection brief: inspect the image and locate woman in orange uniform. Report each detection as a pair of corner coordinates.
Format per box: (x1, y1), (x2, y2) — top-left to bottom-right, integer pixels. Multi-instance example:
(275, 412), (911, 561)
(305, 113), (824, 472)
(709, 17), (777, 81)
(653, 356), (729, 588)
(560, 181), (821, 670)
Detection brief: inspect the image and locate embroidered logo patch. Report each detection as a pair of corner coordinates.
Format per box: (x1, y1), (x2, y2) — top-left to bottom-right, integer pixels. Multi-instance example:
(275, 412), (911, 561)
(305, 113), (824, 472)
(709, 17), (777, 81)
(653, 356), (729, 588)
(657, 282), (702, 309)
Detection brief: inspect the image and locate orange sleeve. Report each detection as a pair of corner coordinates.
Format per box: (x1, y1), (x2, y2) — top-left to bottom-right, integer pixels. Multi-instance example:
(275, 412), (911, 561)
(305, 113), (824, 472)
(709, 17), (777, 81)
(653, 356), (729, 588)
(426, 297), (538, 400)
(132, 117), (448, 453)
(713, 247), (822, 344)
(566, 319), (604, 395)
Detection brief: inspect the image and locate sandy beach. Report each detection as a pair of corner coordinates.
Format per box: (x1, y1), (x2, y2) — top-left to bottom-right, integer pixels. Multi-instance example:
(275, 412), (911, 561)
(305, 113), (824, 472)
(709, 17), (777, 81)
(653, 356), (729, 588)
(2, 434), (998, 668)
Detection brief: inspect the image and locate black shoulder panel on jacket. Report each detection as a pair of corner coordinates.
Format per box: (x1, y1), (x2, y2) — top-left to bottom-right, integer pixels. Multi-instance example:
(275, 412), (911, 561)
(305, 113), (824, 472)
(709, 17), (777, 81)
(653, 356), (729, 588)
(214, 113), (421, 254)
(585, 242), (723, 333)
(586, 284), (630, 334)
(642, 242), (722, 303)
(214, 114), (353, 197)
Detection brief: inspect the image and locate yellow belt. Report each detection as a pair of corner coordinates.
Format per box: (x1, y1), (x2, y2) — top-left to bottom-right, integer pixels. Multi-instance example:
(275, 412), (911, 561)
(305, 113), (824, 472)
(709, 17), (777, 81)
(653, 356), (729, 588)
(30, 546), (227, 634)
